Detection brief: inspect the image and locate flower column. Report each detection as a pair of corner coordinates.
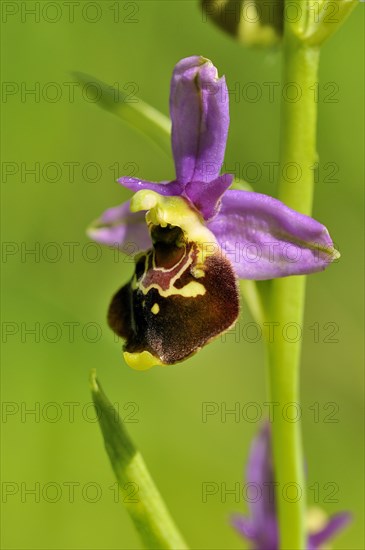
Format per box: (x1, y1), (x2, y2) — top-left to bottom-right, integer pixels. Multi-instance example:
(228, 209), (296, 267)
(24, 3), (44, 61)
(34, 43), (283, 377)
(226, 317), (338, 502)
(266, 10), (320, 550)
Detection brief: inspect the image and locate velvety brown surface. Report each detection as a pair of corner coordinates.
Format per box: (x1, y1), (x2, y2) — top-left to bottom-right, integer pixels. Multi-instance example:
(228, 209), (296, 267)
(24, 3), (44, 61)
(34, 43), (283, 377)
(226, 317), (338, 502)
(108, 226), (239, 364)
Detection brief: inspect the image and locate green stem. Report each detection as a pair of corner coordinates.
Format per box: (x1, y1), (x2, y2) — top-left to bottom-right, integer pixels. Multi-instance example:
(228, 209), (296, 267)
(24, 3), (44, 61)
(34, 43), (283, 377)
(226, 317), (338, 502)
(90, 370), (188, 550)
(267, 27), (320, 550)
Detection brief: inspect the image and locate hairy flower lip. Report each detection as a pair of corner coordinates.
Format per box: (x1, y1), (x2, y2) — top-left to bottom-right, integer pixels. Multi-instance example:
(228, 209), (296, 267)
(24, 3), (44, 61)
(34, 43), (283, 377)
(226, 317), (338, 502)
(108, 220), (240, 368)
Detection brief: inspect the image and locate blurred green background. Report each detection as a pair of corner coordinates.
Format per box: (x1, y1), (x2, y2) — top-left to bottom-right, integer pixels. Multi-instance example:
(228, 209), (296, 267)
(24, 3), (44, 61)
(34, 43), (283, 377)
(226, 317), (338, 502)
(1, 2), (364, 549)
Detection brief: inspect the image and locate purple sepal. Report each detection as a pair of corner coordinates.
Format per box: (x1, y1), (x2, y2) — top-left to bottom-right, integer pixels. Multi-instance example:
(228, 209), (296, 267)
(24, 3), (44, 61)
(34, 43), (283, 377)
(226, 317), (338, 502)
(208, 190), (337, 280)
(170, 56), (229, 184)
(87, 200), (150, 251)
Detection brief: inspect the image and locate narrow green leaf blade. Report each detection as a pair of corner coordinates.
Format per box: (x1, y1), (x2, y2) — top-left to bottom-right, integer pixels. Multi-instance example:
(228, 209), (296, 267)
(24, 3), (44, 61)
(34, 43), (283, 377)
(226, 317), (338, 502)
(73, 72), (171, 155)
(90, 370), (188, 550)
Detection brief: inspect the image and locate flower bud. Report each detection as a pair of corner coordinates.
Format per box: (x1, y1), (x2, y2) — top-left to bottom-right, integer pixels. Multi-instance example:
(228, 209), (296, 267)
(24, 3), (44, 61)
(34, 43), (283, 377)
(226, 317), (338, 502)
(201, 0), (283, 46)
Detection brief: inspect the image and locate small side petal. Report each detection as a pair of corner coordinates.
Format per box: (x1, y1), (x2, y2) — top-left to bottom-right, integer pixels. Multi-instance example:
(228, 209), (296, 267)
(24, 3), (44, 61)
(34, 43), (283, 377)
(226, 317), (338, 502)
(231, 514), (257, 541)
(208, 190), (339, 280)
(170, 56), (229, 184)
(87, 200), (150, 251)
(185, 173), (233, 220)
(308, 512), (352, 549)
(231, 513), (278, 550)
(118, 176), (184, 196)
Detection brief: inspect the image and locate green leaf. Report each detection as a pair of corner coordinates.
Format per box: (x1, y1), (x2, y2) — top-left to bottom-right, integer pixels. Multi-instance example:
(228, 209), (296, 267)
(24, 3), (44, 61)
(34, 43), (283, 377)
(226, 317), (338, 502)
(73, 72), (171, 156)
(90, 370), (188, 550)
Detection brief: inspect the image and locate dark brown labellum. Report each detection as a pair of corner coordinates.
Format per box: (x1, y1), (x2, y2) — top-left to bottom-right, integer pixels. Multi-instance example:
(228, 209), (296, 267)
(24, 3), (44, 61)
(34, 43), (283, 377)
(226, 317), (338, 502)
(108, 224), (240, 367)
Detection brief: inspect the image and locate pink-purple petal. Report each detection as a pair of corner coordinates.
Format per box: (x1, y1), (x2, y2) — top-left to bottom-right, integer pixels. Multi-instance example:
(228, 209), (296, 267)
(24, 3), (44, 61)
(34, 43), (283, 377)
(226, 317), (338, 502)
(246, 422), (277, 530)
(184, 173), (233, 220)
(231, 514), (257, 541)
(231, 424), (351, 550)
(208, 190), (337, 280)
(170, 56), (229, 185)
(87, 200), (150, 251)
(231, 424), (278, 549)
(118, 176), (184, 196)
(231, 514), (278, 550)
(308, 512), (352, 549)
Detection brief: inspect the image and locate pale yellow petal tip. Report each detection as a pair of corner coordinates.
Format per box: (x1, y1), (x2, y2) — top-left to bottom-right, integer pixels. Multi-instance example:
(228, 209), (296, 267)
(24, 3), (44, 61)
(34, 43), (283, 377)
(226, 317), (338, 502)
(333, 248), (341, 261)
(86, 219), (101, 239)
(123, 350), (165, 371)
(306, 506), (328, 533)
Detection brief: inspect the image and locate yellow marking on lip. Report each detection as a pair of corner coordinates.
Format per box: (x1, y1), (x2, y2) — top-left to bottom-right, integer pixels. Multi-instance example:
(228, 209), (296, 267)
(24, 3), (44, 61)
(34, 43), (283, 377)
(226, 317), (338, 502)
(139, 280), (206, 298)
(191, 266), (205, 278)
(151, 303), (160, 314)
(124, 350), (164, 370)
(131, 275), (138, 290)
(137, 248), (206, 298)
(176, 281), (206, 297)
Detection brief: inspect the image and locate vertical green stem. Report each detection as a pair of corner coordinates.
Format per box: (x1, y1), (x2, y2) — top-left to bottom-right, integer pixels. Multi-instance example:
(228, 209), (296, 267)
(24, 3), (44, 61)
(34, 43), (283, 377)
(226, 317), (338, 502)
(267, 28), (320, 550)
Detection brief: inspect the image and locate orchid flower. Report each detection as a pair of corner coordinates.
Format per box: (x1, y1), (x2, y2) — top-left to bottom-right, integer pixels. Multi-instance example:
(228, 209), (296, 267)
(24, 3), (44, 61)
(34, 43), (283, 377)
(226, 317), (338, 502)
(88, 56), (338, 370)
(231, 423), (351, 550)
